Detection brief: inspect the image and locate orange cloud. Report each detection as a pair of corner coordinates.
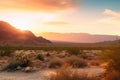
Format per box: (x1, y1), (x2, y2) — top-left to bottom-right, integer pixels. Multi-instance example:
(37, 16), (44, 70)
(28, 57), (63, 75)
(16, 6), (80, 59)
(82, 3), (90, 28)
(43, 21), (69, 26)
(0, 0), (77, 12)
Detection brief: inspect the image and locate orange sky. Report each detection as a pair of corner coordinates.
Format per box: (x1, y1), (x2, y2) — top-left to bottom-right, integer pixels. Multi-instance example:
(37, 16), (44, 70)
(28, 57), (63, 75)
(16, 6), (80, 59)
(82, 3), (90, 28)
(0, 0), (120, 36)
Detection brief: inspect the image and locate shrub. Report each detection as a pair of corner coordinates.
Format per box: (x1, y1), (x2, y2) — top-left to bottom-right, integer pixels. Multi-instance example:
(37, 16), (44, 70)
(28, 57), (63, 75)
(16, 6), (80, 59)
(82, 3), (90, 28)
(100, 49), (120, 72)
(89, 60), (100, 66)
(66, 56), (87, 68)
(15, 53), (31, 67)
(48, 58), (63, 68)
(104, 71), (120, 80)
(48, 67), (100, 80)
(0, 50), (13, 57)
(46, 53), (51, 57)
(67, 48), (83, 55)
(3, 53), (32, 71)
(36, 53), (45, 61)
(3, 60), (21, 71)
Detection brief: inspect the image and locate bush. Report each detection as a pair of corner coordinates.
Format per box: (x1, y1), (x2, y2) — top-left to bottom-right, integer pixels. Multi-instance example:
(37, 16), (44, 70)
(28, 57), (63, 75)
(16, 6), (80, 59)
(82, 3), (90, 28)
(46, 53), (51, 57)
(66, 56), (87, 68)
(48, 67), (100, 80)
(15, 53), (31, 67)
(67, 48), (83, 55)
(36, 53), (45, 61)
(100, 49), (120, 72)
(0, 50), (13, 57)
(3, 53), (32, 71)
(3, 60), (21, 71)
(104, 71), (120, 80)
(48, 58), (63, 68)
(89, 60), (100, 66)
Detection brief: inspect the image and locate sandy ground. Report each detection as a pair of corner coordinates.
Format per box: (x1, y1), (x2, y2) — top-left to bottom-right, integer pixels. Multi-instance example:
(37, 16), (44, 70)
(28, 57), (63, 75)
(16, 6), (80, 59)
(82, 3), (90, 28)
(0, 67), (104, 80)
(0, 69), (53, 80)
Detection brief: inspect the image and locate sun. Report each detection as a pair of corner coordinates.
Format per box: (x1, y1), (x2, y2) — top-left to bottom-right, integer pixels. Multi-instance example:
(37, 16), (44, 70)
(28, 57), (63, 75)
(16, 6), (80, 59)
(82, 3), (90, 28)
(1, 12), (55, 31)
(10, 20), (30, 30)
(0, 13), (33, 30)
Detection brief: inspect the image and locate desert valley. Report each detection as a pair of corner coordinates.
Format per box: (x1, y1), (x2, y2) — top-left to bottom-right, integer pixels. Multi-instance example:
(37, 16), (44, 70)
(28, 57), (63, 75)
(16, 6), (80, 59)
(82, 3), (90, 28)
(0, 0), (120, 80)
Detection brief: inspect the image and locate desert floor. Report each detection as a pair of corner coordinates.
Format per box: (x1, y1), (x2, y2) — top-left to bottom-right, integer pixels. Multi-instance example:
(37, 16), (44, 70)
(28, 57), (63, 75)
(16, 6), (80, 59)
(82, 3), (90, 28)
(0, 67), (103, 80)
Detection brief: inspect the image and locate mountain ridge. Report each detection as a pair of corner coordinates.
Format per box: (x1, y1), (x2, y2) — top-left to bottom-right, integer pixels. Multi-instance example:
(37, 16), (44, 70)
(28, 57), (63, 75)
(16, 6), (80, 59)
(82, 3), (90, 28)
(0, 21), (51, 46)
(39, 32), (119, 43)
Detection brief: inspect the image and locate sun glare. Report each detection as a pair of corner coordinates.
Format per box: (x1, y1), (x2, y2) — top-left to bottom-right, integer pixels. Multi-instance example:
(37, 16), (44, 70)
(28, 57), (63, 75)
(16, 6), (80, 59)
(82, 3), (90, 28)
(10, 20), (30, 30)
(0, 12), (55, 31)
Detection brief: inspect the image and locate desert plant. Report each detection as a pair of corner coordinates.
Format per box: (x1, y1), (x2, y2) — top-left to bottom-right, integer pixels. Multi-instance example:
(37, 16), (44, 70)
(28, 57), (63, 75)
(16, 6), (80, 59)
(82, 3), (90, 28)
(0, 49), (13, 57)
(67, 48), (83, 55)
(46, 53), (51, 57)
(36, 53), (45, 61)
(100, 49), (120, 72)
(3, 60), (21, 71)
(3, 53), (32, 71)
(48, 67), (100, 80)
(48, 58), (63, 68)
(89, 60), (100, 66)
(15, 53), (31, 67)
(66, 56), (87, 68)
(104, 71), (120, 80)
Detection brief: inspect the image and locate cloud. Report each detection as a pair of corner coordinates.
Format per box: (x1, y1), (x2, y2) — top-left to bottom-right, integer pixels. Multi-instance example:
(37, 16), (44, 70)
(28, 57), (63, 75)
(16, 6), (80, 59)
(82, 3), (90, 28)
(103, 9), (120, 17)
(0, 0), (77, 12)
(100, 9), (120, 25)
(43, 21), (69, 26)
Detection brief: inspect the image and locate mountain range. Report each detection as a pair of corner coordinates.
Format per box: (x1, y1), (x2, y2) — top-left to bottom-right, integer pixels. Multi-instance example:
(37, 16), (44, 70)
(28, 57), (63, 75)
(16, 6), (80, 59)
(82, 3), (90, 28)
(0, 21), (51, 46)
(39, 32), (119, 43)
(0, 21), (119, 47)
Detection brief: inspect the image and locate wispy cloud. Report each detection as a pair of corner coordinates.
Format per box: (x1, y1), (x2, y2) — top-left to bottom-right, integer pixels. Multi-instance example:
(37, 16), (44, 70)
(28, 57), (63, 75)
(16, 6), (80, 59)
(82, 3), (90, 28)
(0, 0), (77, 12)
(100, 9), (120, 25)
(103, 9), (120, 17)
(43, 21), (69, 26)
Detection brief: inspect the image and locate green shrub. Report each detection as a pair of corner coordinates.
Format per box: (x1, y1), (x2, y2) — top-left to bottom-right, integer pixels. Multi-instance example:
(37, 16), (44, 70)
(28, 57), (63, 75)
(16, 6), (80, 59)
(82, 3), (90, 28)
(67, 48), (83, 55)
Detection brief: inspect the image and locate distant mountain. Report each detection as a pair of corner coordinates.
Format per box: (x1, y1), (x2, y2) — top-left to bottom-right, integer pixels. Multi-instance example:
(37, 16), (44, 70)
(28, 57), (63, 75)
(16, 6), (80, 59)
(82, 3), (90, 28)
(39, 32), (119, 43)
(0, 21), (51, 46)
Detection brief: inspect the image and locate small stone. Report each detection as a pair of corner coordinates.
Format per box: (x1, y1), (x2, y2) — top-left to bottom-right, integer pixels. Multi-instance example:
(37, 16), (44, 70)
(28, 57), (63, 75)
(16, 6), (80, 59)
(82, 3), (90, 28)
(17, 66), (22, 70)
(24, 66), (32, 72)
(32, 67), (37, 71)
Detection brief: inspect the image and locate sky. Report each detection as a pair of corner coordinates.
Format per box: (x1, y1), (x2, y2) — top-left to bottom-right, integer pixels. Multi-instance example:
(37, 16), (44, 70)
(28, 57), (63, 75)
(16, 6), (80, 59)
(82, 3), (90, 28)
(0, 0), (120, 36)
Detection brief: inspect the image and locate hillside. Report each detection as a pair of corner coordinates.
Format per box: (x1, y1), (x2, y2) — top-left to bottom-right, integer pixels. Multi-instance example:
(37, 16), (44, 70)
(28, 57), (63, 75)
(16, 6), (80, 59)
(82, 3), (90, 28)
(0, 21), (51, 46)
(39, 32), (119, 43)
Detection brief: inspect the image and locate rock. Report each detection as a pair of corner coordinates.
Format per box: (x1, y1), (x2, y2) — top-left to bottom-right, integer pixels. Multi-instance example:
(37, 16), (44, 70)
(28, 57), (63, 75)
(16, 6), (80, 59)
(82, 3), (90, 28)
(32, 67), (37, 71)
(23, 66), (38, 72)
(24, 66), (32, 72)
(16, 66), (22, 70)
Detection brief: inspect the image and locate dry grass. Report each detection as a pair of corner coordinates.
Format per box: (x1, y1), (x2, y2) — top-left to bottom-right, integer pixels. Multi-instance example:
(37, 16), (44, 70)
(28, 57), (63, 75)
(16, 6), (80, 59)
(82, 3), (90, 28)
(65, 56), (87, 68)
(103, 71), (120, 80)
(0, 50), (13, 57)
(48, 57), (64, 68)
(89, 60), (101, 66)
(48, 67), (100, 80)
